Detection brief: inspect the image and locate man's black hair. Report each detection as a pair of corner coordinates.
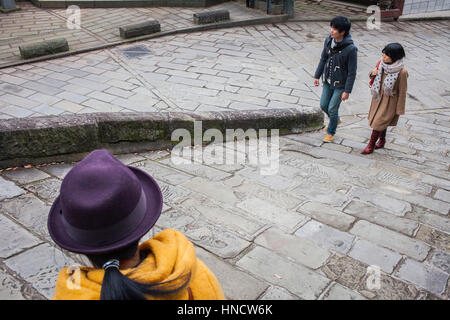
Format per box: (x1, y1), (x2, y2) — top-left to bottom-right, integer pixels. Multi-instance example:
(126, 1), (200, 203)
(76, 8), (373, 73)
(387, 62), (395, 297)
(382, 43), (406, 63)
(330, 16), (351, 37)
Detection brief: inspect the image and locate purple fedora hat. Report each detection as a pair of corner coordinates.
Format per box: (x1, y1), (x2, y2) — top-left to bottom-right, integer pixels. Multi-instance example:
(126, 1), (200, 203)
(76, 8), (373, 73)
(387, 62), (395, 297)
(48, 149), (163, 255)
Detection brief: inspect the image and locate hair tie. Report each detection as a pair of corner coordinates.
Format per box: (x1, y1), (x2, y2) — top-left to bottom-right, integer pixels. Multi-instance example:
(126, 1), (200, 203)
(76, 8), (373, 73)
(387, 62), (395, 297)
(102, 259), (120, 270)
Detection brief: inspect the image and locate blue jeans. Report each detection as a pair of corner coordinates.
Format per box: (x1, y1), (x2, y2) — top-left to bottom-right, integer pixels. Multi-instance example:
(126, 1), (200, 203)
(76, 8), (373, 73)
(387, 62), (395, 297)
(320, 82), (344, 136)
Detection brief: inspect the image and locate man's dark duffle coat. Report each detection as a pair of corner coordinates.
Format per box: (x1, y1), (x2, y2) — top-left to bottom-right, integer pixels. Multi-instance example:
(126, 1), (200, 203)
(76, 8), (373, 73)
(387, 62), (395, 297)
(314, 34), (358, 93)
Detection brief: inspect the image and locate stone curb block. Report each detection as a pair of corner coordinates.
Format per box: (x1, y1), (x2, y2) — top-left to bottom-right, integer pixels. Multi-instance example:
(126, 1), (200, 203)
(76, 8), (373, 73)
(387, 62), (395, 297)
(0, 5), (21, 13)
(0, 108), (323, 168)
(19, 38), (69, 59)
(119, 20), (161, 39)
(193, 9), (230, 24)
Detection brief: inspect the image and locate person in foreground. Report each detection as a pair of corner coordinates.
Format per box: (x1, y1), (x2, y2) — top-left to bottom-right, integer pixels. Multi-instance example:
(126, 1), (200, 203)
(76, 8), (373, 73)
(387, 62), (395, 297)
(314, 16), (358, 143)
(362, 43), (408, 154)
(48, 149), (225, 300)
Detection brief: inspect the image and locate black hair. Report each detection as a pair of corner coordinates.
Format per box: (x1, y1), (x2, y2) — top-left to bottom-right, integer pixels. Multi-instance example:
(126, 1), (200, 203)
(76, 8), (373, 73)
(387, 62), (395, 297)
(87, 240), (191, 300)
(330, 16), (351, 37)
(382, 43), (406, 63)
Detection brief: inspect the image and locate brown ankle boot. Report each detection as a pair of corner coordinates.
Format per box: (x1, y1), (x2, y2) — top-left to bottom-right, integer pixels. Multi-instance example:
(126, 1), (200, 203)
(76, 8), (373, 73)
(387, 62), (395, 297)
(361, 130), (380, 154)
(375, 129), (387, 149)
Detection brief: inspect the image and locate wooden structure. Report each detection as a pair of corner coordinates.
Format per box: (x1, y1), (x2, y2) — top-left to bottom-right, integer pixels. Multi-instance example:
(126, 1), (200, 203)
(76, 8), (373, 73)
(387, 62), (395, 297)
(380, 0), (405, 20)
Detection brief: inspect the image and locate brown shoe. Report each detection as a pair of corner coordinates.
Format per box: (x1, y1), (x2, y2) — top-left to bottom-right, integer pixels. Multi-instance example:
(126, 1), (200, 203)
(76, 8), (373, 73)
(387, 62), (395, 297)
(323, 134), (334, 143)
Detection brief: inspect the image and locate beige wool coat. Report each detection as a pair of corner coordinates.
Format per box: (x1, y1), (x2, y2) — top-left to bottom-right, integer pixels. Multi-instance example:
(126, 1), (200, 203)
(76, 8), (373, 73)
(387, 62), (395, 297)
(368, 67), (408, 131)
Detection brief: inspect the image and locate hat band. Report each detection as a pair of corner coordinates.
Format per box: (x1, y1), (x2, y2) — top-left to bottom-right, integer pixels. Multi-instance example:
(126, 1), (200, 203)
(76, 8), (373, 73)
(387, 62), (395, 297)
(61, 188), (147, 247)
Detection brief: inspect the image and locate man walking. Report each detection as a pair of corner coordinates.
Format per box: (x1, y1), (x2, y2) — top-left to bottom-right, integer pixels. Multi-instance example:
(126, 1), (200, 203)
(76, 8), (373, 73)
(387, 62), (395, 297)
(314, 16), (358, 142)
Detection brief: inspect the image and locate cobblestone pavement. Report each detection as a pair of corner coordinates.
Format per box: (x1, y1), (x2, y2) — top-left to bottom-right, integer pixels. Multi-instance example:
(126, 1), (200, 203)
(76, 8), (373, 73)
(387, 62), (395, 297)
(294, 0), (369, 20)
(0, 0), (383, 67)
(0, 107), (449, 300)
(1, 19), (449, 118)
(0, 1), (265, 65)
(0, 14), (449, 300)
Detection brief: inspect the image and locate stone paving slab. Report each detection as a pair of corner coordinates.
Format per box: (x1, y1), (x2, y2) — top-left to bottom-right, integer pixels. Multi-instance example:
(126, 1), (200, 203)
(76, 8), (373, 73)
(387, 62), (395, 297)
(348, 239), (402, 274)
(259, 285), (299, 299)
(0, 214), (42, 259)
(395, 258), (449, 296)
(295, 220), (355, 255)
(0, 263), (27, 300)
(350, 220), (431, 261)
(254, 227), (331, 269)
(297, 201), (355, 231)
(195, 246), (268, 300)
(0, 261), (46, 300)
(0, 176), (26, 201)
(4, 243), (79, 299)
(236, 246), (331, 300)
(343, 200), (419, 236)
(321, 282), (367, 300)
(0, 194), (53, 241)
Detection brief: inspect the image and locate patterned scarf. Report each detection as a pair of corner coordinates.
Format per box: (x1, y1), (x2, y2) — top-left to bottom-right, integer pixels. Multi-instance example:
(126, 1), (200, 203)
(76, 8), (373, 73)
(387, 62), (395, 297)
(370, 58), (404, 100)
(331, 38), (337, 49)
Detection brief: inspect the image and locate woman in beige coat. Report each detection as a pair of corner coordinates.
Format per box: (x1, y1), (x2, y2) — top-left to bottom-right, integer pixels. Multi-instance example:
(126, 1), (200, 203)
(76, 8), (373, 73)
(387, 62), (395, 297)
(362, 43), (408, 154)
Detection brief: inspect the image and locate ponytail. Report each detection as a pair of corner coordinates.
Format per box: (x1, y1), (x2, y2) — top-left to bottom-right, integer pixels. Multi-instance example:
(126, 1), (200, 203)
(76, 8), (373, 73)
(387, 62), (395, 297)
(100, 265), (191, 300)
(101, 266), (147, 300)
(87, 241), (191, 300)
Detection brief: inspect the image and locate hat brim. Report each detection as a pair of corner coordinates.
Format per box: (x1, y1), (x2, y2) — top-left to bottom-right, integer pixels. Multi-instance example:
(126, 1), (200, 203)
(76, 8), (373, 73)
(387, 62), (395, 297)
(48, 166), (163, 255)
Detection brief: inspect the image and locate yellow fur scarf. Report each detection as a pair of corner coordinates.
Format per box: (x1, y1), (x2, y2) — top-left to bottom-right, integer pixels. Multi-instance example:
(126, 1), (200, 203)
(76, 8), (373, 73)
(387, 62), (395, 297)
(53, 229), (225, 300)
